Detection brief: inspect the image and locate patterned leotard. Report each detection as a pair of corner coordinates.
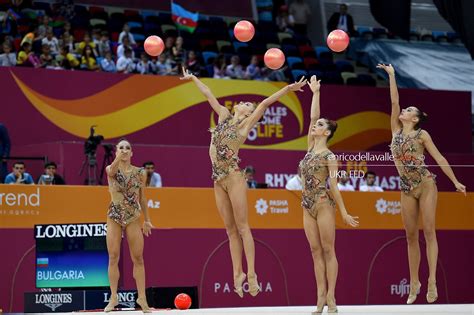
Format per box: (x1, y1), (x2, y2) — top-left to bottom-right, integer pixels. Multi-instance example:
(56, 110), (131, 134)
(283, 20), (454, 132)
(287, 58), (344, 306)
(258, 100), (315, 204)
(209, 116), (246, 182)
(299, 150), (336, 219)
(390, 128), (436, 193)
(107, 167), (145, 226)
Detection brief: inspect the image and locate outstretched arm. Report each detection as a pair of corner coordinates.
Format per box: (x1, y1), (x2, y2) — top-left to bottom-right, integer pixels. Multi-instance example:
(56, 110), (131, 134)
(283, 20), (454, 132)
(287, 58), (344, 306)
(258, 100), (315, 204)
(327, 158), (359, 227)
(377, 64), (402, 133)
(244, 77), (307, 130)
(307, 75), (321, 149)
(421, 131), (466, 195)
(180, 68), (229, 118)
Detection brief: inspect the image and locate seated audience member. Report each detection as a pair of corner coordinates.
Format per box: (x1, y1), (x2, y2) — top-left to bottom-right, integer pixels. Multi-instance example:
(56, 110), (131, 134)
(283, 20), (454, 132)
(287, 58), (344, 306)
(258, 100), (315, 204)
(80, 45), (99, 71)
(245, 165), (258, 189)
(116, 48), (135, 73)
(38, 161), (66, 185)
(143, 161), (162, 187)
(245, 55), (263, 80)
(359, 171), (384, 192)
(285, 169), (303, 190)
(136, 52), (155, 74)
(0, 41), (16, 66)
(100, 51), (116, 72)
(226, 55), (244, 79)
(337, 173), (355, 191)
(4, 161), (34, 184)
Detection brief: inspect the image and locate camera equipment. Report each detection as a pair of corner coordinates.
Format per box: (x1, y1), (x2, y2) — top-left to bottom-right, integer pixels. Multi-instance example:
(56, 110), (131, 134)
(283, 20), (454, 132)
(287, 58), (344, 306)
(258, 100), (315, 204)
(79, 126), (104, 185)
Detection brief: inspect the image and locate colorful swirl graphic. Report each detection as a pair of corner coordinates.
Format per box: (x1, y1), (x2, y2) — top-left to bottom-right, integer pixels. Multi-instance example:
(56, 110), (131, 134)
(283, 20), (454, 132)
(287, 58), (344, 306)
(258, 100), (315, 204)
(12, 71), (391, 150)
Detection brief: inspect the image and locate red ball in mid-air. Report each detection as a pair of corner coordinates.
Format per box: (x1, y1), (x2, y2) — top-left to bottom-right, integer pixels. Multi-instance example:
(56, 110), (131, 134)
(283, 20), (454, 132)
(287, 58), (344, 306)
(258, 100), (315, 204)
(144, 35), (164, 56)
(174, 293), (192, 310)
(264, 48), (285, 70)
(234, 20), (255, 42)
(327, 29), (350, 52)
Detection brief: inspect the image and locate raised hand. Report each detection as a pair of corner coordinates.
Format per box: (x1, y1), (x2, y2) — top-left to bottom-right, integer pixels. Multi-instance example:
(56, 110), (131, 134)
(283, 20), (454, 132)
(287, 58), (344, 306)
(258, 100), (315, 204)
(288, 76), (307, 92)
(376, 63), (395, 76)
(180, 67), (195, 80)
(142, 221), (153, 236)
(307, 75), (321, 93)
(454, 182), (466, 196)
(343, 213), (359, 227)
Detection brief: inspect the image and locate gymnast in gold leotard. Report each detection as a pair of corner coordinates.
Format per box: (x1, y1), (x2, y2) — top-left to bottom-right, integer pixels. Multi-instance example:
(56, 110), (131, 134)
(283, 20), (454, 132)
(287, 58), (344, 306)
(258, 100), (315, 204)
(300, 76), (359, 314)
(104, 139), (153, 313)
(378, 63), (466, 305)
(181, 67), (306, 298)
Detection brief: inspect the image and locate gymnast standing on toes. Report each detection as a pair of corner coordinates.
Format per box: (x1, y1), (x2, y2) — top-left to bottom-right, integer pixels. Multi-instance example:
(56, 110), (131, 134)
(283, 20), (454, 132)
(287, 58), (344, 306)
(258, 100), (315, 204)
(104, 139), (153, 313)
(300, 76), (359, 314)
(377, 64), (466, 305)
(181, 68), (306, 298)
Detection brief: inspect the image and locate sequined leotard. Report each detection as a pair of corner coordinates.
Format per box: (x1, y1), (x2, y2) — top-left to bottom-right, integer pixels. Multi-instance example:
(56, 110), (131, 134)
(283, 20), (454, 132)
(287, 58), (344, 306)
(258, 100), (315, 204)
(390, 129), (436, 195)
(209, 116), (246, 182)
(107, 167), (145, 226)
(299, 150), (336, 219)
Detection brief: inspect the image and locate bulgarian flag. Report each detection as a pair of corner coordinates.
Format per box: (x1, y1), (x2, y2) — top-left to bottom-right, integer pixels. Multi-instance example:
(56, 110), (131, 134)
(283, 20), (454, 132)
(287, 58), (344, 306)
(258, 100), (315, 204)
(171, 2), (199, 33)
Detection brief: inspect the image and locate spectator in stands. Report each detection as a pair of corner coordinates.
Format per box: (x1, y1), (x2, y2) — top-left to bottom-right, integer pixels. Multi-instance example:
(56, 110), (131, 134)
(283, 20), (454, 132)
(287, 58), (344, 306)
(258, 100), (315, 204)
(263, 65), (287, 82)
(116, 48), (135, 74)
(77, 32), (97, 56)
(41, 28), (59, 56)
(245, 55), (263, 80)
(276, 5), (295, 33)
(327, 3), (355, 36)
(245, 165), (258, 189)
(59, 32), (74, 53)
(286, 169), (303, 190)
(80, 45), (99, 71)
(289, 0), (311, 35)
(17, 41), (33, 67)
(56, 45), (79, 69)
(226, 55), (244, 79)
(0, 123), (10, 183)
(143, 161), (162, 187)
(172, 36), (185, 66)
(155, 54), (172, 75)
(4, 161), (34, 184)
(118, 23), (136, 45)
(337, 172), (355, 191)
(359, 171), (383, 192)
(40, 44), (60, 69)
(97, 31), (111, 57)
(58, 1), (75, 20)
(163, 36), (175, 59)
(117, 36), (135, 59)
(62, 21), (72, 36)
(92, 29), (101, 46)
(38, 161), (66, 185)
(0, 41), (16, 66)
(37, 15), (51, 40)
(100, 51), (116, 72)
(184, 50), (200, 75)
(136, 52), (155, 75)
(213, 54), (229, 79)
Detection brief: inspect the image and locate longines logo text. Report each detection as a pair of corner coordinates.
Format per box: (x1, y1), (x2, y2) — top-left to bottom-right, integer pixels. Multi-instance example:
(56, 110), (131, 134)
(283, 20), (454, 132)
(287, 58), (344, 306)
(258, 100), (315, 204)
(35, 223), (107, 238)
(35, 293), (72, 311)
(104, 292), (136, 308)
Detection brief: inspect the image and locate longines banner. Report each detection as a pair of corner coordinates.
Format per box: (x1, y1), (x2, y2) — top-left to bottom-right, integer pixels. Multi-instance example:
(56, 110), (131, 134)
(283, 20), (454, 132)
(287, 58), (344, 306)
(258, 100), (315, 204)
(24, 290), (138, 312)
(0, 186), (472, 230)
(1, 67), (471, 152)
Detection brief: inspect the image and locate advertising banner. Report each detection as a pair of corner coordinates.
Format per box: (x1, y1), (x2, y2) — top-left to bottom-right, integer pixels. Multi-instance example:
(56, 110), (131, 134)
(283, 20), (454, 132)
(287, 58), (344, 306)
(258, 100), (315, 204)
(1, 67), (471, 153)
